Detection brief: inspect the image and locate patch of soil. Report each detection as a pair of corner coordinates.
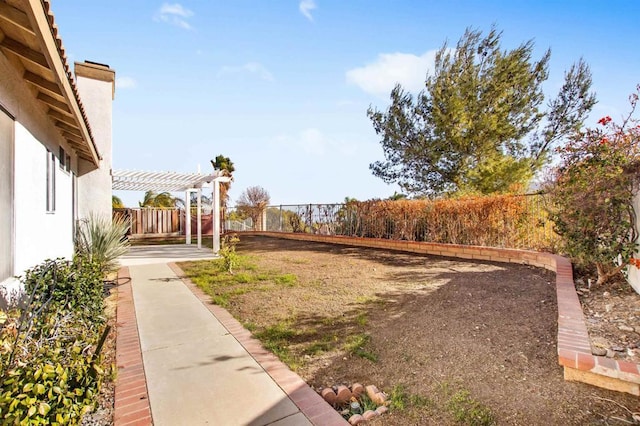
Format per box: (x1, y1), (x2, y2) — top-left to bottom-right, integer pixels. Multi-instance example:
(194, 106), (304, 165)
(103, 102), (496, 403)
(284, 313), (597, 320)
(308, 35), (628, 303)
(578, 277), (640, 363)
(232, 236), (640, 425)
(81, 283), (117, 426)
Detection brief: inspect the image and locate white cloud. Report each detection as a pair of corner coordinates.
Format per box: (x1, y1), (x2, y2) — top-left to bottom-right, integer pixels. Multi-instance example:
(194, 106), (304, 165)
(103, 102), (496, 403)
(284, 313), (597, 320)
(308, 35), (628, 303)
(299, 0), (316, 22)
(154, 3), (194, 30)
(346, 49), (441, 97)
(116, 76), (137, 89)
(274, 128), (357, 157)
(218, 62), (274, 82)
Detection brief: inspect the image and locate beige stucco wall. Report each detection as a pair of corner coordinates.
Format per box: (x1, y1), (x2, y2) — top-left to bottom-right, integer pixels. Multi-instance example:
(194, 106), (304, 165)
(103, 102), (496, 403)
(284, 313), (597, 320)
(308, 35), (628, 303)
(626, 192), (640, 294)
(0, 53), (77, 283)
(75, 62), (115, 221)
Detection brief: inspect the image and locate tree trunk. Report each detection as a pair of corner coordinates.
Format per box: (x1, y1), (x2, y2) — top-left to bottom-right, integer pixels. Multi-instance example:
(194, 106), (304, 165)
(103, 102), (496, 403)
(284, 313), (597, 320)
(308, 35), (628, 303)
(595, 262), (626, 286)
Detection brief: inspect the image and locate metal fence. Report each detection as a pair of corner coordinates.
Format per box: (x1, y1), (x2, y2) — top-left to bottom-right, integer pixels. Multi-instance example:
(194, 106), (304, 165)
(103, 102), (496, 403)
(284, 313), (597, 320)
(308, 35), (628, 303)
(229, 194), (558, 251)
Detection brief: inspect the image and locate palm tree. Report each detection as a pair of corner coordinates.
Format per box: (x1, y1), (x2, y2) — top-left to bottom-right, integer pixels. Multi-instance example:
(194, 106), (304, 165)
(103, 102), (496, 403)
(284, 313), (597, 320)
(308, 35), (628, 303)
(211, 155), (235, 231)
(112, 195), (125, 209)
(139, 190), (183, 208)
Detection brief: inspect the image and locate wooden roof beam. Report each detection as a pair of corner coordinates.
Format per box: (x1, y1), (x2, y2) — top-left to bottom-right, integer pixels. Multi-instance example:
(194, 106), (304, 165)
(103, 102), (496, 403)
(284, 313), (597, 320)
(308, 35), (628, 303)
(54, 120), (81, 137)
(0, 35), (48, 69)
(37, 91), (71, 114)
(24, 70), (62, 97)
(0, 2), (35, 36)
(47, 108), (77, 126)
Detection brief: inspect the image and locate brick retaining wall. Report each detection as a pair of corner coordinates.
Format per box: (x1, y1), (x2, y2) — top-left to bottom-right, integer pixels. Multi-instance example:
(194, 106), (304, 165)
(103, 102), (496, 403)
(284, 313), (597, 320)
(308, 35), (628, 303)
(241, 231), (640, 396)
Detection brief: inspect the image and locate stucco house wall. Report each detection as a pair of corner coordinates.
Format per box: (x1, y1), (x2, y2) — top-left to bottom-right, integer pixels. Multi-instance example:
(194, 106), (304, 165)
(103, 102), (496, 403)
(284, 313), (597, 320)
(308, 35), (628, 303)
(626, 192), (640, 294)
(0, 53), (76, 283)
(76, 62), (115, 220)
(0, 2), (114, 302)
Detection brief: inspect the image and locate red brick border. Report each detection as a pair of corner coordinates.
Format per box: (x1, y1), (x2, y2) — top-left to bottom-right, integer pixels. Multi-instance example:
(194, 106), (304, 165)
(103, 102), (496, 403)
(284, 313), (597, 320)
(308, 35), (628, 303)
(240, 232), (640, 396)
(167, 263), (348, 426)
(114, 267), (153, 425)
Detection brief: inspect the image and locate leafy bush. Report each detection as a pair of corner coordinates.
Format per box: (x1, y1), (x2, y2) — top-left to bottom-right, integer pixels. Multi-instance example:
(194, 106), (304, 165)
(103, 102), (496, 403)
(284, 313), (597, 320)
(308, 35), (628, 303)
(219, 234), (240, 273)
(75, 213), (130, 275)
(0, 259), (108, 424)
(22, 258), (105, 325)
(547, 88), (640, 285)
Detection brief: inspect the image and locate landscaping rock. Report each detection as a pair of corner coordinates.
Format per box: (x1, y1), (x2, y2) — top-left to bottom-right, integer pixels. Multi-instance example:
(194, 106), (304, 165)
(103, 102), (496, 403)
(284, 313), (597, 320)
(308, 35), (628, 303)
(619, 324), (635, 332)
(351, 383), (365, 398)
(321, 388), (337, 405)
(371, 392), (387, 405)
(348, 414), (364, 425)
(365, 385), (379, 400)
(363, 410), (378, 420)
(336, 385), (352, 404)
(375, 406), (389, 415)
(591, 346), (607, 356)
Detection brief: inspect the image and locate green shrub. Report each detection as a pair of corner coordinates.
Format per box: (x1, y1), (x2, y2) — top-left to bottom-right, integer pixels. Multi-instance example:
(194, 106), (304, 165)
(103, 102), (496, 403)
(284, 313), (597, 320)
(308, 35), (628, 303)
(547, 92), (640, 285)
(219, 234), (240, 273)
(23, 258), (105, 325)
(0, 258), (108, 424)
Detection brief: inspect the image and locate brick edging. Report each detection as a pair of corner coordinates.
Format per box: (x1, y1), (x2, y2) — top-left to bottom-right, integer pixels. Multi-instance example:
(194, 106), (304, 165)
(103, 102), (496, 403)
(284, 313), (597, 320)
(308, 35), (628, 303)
(167, 263), (348, 426)
(114, 266), (153, 425)
(239, 231), (640, 396)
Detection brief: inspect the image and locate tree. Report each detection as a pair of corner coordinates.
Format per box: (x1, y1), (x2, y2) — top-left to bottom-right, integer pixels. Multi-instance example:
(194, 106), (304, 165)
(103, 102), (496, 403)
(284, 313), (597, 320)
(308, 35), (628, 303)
(211, 155), (235, 230)
(368, 27), (596, 196)
(138, 190), (182, 208)
(211, 155), (235, 205)
(112, 195), (124, 209)
(388, 192), (407, 200)
(547, 87), (640, 285)
(236, 186), (270, 230)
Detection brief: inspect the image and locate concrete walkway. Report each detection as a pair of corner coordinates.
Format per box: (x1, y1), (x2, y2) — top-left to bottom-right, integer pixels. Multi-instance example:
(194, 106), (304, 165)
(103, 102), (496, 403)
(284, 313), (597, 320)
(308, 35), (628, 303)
(114, 246), (346, 426)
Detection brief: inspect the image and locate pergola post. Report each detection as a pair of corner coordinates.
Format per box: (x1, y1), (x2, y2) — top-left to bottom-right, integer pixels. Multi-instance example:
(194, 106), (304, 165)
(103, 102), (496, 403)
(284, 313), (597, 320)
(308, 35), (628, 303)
(212, 176), (231, 254)
(213, 179), (221, 254)
(185, 190), (191, 245)
(197, 188), (202, 249)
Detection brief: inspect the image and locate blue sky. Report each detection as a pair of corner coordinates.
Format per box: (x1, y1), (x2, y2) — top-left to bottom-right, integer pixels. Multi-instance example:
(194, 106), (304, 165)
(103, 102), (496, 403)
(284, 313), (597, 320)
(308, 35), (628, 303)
(52, 1), (640, 207)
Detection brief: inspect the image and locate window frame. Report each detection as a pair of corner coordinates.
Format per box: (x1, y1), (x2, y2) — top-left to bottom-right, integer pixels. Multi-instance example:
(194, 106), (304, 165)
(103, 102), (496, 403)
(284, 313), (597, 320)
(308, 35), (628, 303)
(46, 148), (56, 213)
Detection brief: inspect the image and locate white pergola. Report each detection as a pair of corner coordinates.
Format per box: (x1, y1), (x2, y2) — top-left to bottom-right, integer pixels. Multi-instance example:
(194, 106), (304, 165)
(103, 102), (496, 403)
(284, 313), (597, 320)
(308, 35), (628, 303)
(112, 170), (231, 253)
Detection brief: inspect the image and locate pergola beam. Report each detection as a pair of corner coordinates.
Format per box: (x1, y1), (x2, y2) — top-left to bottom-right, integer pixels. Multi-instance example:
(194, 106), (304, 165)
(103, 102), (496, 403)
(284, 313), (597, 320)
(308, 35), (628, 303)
(113, 169), (222, 253)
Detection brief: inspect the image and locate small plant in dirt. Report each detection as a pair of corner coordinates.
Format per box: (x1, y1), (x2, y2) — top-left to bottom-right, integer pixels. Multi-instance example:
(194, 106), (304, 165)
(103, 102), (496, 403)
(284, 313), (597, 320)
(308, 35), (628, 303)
(254, 322), (300, 369)
(344, 333), (377, 362)
(219, 234), (240, 273)
(447, 390), (495, 426)
(546, 86), (640, 285)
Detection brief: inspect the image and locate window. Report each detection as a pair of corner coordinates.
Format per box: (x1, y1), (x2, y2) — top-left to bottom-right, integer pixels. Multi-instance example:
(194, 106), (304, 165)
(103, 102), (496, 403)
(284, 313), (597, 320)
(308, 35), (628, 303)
(59, 146), (65, 170)
(46, 149), (56, 212)
(65, 153), (71, 172)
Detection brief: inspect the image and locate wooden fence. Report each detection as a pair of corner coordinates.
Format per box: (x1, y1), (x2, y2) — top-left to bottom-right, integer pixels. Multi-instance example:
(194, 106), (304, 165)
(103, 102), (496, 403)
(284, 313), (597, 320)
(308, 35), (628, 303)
(114, 208), (183, 238)
(114, 208), (214, 239)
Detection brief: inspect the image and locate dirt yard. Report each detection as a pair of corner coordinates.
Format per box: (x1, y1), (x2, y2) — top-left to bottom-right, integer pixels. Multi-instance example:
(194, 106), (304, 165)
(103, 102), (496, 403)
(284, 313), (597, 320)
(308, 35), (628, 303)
(193, 236), (640, 425)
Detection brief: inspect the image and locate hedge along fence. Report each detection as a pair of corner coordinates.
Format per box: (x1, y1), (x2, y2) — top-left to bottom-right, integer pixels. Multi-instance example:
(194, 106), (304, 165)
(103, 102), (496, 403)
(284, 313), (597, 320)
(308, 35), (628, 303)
(267, 193), (558, 252)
